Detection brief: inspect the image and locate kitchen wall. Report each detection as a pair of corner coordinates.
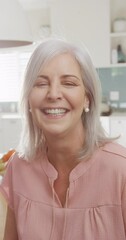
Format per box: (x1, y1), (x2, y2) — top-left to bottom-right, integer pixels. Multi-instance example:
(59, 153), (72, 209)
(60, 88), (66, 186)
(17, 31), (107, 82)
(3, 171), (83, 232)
(98, 66), (126, 109)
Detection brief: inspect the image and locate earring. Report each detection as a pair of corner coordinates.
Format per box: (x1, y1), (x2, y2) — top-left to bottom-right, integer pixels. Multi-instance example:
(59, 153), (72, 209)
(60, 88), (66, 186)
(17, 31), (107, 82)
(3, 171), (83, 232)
(85, 107), (89, 113)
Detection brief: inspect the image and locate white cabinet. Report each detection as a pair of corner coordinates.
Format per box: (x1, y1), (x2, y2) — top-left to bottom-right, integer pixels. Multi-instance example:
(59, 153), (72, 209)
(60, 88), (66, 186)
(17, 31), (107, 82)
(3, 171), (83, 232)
(0, 115), (22, 153)
(100, 116), (110, 135)
(50, 0), (110, 67)
(109, 115), (126, 147)
(101, 115), (126, 147)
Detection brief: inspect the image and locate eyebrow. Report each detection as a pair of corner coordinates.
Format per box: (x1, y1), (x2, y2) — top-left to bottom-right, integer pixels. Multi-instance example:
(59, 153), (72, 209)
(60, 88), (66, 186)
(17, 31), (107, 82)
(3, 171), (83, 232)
(61, 74), (81, 81)
(37, 75), (49, 79)
(37, 74), (81, 81)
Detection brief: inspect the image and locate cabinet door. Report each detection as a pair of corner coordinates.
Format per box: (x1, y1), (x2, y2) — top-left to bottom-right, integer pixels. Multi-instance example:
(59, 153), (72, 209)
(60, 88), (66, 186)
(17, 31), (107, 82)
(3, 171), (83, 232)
(2, 117), (22, 153)
(110, 116), (126, 147)
(51, 0), (110, 67)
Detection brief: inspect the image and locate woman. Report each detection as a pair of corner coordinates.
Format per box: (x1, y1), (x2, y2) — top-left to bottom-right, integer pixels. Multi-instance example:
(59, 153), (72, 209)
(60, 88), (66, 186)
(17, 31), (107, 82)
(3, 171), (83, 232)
(0, 38), (126, 240)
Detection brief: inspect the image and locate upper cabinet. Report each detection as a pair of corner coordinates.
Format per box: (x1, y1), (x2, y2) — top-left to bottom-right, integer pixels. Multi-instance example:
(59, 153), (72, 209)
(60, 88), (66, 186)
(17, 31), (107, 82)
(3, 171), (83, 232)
(110, 0), (126, 67)
(50, 0), (110, 68)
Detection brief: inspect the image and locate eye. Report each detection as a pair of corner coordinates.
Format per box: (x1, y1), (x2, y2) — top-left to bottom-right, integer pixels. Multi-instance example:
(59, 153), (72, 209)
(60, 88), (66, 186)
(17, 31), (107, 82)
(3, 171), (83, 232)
(62, 75), (81, 87)
(62, 78), (80, 87)
(63, 81), (77, 86)
(38, 82), (48, 86)
(34, 79), (49, 87)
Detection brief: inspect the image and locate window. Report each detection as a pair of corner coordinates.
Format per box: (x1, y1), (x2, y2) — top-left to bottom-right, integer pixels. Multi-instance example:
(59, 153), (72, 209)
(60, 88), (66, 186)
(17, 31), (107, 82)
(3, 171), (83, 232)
(0, 51), (31, 102)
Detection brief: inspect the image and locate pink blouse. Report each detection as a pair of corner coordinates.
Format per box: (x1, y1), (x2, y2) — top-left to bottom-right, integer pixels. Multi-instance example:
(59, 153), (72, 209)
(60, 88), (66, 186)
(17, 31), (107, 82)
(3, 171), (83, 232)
(0, 142), (126, 240)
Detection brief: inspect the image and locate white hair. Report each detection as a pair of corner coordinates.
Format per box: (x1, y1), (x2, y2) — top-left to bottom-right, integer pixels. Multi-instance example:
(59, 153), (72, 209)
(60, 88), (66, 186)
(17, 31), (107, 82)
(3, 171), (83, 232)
(18, 38), (112, 160)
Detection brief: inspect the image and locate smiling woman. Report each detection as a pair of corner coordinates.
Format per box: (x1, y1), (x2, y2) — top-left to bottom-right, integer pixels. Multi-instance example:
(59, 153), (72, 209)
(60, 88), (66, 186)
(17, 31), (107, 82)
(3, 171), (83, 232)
(0, 38), (126, 240)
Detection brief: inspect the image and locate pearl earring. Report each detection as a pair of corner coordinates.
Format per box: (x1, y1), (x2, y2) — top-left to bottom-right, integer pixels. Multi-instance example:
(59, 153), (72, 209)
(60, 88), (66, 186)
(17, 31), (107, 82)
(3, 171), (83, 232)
(85, 107), (89, 113)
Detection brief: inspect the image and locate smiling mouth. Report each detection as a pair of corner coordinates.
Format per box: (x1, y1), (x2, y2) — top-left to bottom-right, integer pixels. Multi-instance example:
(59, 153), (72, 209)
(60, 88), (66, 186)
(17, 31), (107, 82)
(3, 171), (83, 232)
(42, 108), (68, 116)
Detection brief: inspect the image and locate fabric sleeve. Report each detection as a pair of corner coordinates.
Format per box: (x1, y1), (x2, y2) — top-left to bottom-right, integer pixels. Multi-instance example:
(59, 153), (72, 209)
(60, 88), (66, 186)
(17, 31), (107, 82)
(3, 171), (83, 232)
(0, 155), (15, 210)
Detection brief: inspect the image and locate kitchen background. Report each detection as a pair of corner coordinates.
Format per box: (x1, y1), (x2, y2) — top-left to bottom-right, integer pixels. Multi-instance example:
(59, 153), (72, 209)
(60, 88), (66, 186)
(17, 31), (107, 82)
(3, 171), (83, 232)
(99, 67), (126, 109)
(0, 0), (126, 153)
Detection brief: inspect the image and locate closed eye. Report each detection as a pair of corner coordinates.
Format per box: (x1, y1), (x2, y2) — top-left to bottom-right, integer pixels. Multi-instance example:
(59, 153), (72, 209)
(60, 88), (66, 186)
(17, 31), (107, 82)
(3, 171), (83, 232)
(34, 76), (49, 87)
(35, 81), (49, 86)
(63, 81), (78, 86)
(62, 75), (81, 87)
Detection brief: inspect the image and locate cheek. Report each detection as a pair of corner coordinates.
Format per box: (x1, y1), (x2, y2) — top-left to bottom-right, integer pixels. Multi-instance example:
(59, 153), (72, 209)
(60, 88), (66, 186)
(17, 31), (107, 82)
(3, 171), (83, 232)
(28, 96), (36, 108)
(67, 92), (85, 113)
(77, 93), (87, 113)
(74, 90), (85, 105)
(28, 90), (42, 108)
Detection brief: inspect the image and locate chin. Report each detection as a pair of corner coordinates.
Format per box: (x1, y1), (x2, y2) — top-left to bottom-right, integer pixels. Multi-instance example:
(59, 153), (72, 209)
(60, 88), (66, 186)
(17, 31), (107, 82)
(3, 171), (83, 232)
(43, 127), (67, 138)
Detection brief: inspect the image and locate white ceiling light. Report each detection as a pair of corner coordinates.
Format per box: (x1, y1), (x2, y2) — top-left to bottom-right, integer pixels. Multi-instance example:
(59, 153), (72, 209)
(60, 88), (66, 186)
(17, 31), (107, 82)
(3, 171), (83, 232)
(0, 0), (33, 48)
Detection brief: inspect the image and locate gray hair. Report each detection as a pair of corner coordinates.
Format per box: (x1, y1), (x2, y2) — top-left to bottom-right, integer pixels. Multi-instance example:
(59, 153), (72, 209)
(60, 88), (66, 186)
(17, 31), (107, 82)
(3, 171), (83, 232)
(18, 38), (111, 160)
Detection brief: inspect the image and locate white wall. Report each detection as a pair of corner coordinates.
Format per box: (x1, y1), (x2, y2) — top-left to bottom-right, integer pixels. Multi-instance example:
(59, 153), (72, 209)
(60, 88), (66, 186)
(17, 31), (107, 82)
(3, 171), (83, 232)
(26, 8), (50, 41)
(50, 0), (110, 67)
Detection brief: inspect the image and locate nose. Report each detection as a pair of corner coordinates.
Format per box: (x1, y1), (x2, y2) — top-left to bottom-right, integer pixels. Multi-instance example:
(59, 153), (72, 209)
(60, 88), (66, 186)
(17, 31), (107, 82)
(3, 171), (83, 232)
(47, 82), (63, 101)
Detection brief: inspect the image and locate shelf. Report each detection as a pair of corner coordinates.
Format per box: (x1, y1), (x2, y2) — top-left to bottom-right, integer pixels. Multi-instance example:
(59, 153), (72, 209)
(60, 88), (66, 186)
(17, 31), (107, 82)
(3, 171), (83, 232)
(98, 63), (126, 68)
(110, 32), (126, 37)
(109, 63), (126, 68)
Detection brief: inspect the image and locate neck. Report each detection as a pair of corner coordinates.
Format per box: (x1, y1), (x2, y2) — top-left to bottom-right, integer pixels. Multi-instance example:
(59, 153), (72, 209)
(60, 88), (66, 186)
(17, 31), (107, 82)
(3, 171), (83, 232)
(46, 136), (84, 172)
(47, 149), (81, 176)
(44, 123), (85, 169)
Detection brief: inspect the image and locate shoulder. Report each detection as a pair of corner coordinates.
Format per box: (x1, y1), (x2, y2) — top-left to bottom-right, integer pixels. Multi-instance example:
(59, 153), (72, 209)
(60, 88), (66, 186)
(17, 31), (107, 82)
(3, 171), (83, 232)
(6, 151), (41, 173)
(98, 142), (126, 173)
(101, 142), (126, 159)
(3, 151), (44, 184)
(7, 152), (29, 168)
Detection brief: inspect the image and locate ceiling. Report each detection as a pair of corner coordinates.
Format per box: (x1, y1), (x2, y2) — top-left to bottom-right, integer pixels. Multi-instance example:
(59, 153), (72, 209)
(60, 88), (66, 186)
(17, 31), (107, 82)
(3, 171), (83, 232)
(18, 0), (50, 10)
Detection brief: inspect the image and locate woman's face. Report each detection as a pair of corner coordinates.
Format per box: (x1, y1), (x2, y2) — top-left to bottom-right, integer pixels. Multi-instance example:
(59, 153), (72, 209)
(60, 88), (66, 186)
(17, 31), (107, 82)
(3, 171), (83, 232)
(29, 53), (89, 138)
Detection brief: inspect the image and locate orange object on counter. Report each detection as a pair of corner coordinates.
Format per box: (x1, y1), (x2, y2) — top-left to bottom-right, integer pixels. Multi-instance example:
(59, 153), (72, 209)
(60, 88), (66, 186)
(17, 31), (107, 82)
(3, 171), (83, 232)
(2, 149), (15, 163)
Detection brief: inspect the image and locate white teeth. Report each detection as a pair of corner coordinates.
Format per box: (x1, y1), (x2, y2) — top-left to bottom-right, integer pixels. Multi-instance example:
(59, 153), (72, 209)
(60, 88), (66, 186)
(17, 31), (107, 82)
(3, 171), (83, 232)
(44, 109), (66, 115)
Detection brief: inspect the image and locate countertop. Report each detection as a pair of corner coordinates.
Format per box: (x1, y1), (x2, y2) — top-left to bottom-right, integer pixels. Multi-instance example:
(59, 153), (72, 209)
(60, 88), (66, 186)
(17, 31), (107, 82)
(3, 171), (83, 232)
(110, 111), (126, 117)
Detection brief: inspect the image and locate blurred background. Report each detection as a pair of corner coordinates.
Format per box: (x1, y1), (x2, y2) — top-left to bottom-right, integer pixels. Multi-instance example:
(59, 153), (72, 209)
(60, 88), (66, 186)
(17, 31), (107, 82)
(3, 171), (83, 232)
(0, 0), (126, 153)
